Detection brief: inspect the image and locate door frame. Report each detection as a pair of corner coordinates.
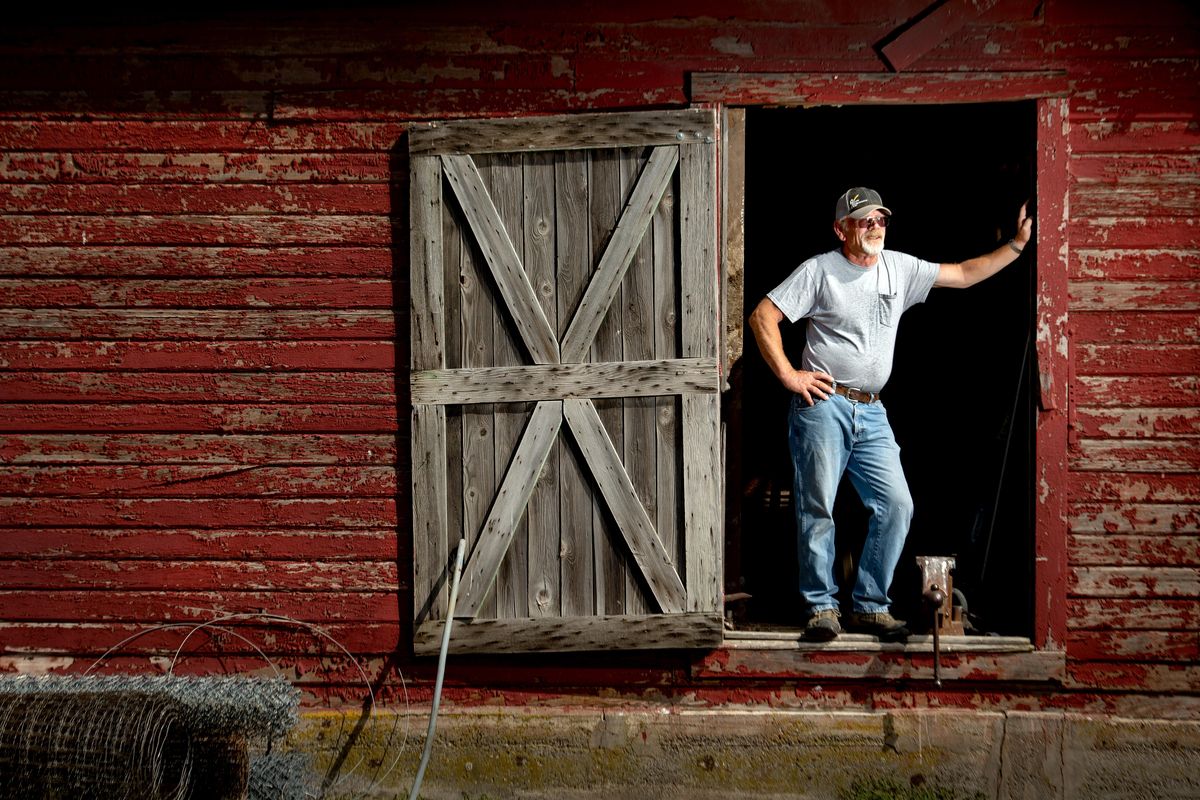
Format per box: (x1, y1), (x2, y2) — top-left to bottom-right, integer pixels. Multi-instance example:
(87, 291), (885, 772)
(697, 71), (1071, 651)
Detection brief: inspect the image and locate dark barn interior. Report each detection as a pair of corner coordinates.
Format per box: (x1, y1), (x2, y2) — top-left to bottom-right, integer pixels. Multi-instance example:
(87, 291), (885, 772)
(740, 102), (1038, 635)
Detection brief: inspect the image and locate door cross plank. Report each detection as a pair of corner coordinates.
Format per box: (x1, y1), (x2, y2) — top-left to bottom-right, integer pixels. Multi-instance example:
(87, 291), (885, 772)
(441, 153), (561, 365)
(411, 357), (719, 405)
(559, 146), (680, 364)
(457, 400), (564, 618)
(563, 398), (686, 614)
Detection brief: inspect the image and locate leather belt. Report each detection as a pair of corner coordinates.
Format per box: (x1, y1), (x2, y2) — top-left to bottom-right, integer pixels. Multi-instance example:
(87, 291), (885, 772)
(834, 385), (880, 404)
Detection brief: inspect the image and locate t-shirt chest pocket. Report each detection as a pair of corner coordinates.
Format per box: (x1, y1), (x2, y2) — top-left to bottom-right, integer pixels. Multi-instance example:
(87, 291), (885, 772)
(876, 257), (898, 327)
(878, 290), (898, 327)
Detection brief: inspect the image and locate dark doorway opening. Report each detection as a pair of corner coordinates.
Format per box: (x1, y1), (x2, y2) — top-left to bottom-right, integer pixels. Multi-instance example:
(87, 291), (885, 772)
(737, 102), (1037, 637)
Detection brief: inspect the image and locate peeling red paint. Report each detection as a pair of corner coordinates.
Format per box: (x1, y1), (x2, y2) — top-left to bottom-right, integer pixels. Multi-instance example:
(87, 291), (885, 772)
(0, 2), (1196, 711)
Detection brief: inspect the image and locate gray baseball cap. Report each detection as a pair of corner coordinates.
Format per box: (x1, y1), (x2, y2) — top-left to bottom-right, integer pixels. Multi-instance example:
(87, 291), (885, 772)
(835, 187), (892, 220)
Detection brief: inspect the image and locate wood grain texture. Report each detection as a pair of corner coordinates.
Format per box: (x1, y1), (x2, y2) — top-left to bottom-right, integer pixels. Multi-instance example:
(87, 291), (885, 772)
(559, 146), (677, 364)
(689, 71), (1069, 104)
(457, 401), (562, 618)
(441, 152), (559, 365)
(410, 358), (718, 404)
(409, 109), (715, 156)
(563, 398), (686, 615)
(414, 612), (722, 655)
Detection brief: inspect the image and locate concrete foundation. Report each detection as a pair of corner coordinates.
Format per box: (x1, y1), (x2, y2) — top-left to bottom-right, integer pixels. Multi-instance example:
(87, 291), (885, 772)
(292, 707), (1200, 799)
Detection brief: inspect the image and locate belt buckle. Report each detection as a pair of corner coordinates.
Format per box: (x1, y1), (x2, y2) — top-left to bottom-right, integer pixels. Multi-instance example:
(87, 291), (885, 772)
(846, 386), (873, 403)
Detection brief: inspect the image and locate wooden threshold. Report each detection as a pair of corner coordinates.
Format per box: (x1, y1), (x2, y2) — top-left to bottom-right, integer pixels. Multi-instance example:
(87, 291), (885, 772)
(698, 630), (1065, 683)
(724, 628), (1034, 654)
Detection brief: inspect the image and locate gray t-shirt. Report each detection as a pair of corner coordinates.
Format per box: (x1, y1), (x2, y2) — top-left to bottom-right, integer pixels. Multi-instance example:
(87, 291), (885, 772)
(767, 248), (939, 392)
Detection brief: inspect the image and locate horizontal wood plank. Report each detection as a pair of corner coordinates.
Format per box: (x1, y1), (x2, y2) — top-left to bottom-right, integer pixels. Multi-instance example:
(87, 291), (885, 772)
(1074, 407), (1200, 438)
(0, 310), (394, 340)
(1075, 344), (1200, 376)
(0, 183), (391, 215)
(413, 612), (723, 655)
(1071, 440), (1200, 472)
(0, 403), (399, 433)
(0, 559), (399, 591)
(1070, 217), (1199, 248)
(0, 527), (396, 559)
(409, 109), (715, 155)
(692, 646), (1065, 683)
(0, 497), (397, 528)
(0, 371), (395, 404)
(1069, 503), (1198, 534)
(1073, 279), (1199, 318)
(1066, 630), (1198, 663)
(0, 340), (394, 371)
(0, 433), (395, 464)
(1, 656), (399, 689)
(273, 87), (686, 122)
(1067, 662), (1200, 693)
(1072, 184), (1200, 218)
(0, 215), (393, 245)
(1071, 120), (1200, 154)
(0, 589), (400, 622)
(689, 70), (1069, 104)
(1072, 153), (1200, 184)
(1070, 566), (1200, 598)
(0, 465), (396, 497)
(0, 246), (392, 278)
(0, 152), (392, 182)
(0, 120), (408, 152)
(1072, 249), (1199, 282)
(1070, 534), (1200, 566)
(1070, 473), (1200, 504)
(1066, 598), (1199, 630)
(1068, 281), (1200, 312)
(0, 621), (401, 656)
(0, 278), (393, 308)
(411, 358), (718, 405)
(1071, 311), (1199, 344)
(1071, 377), (1198, 408)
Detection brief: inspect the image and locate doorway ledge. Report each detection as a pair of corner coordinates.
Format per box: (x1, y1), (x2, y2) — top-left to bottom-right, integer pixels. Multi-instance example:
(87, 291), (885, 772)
(694, 630), (1065, 683)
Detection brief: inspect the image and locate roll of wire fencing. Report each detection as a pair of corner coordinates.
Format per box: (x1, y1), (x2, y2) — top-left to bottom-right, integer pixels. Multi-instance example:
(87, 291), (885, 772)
(0, 675), (299, 800)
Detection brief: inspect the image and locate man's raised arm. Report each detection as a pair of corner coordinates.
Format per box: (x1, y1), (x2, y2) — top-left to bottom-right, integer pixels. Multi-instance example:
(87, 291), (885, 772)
(934, 203), (1034, 289)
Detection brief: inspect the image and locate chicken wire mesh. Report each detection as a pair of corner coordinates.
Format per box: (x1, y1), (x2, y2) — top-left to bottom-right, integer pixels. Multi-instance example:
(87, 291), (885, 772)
(0, 675), (307, 800)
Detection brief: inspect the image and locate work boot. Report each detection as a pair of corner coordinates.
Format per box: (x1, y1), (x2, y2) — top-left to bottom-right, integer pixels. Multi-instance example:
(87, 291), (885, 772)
(804, 608), (841, 642)
(848, 610), (910, 641)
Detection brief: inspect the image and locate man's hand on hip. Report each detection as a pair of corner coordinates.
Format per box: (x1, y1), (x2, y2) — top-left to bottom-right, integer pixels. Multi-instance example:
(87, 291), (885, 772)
(783, 369), (834, 406)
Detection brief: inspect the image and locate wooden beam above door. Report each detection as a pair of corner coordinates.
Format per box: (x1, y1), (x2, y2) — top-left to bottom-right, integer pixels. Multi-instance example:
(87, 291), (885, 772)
(689, 71), (1068, 105)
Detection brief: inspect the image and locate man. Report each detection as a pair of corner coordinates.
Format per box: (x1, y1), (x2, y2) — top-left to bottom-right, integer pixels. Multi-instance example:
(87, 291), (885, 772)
(748, 187), (1033, 642)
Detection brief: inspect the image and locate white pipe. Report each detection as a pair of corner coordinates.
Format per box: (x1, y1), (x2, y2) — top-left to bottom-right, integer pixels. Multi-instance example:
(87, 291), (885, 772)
(408, 538), (466, 800)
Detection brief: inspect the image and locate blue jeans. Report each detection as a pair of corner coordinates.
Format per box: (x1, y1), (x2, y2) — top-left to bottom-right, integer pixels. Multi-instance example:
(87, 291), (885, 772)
(788, 393), (913, 614)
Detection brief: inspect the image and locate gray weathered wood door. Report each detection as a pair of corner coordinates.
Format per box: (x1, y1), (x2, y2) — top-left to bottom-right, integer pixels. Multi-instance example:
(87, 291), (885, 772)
(409, 109), (722, 654)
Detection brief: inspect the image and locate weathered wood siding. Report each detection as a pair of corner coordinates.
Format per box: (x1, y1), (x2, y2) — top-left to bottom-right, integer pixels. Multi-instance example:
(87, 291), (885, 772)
(1, 1), (1196, 708)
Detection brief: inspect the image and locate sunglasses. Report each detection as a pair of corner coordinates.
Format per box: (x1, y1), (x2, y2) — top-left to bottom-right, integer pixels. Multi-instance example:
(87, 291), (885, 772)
(847, 215), (890, 229)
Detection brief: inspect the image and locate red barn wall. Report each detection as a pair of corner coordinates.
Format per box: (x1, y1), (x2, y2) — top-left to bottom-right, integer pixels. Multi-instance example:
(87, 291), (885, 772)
(0, 1), (1196, 714)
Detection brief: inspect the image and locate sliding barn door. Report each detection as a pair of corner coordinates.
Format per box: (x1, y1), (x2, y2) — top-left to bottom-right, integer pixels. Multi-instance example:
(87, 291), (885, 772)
(409, 110), (721, 654)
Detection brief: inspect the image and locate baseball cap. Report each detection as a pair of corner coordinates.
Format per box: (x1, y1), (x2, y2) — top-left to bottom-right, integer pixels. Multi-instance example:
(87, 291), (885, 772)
(835, 187), (891, 220)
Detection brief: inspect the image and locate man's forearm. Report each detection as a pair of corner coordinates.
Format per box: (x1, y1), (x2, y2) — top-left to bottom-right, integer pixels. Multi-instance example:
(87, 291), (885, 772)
(749, 302), (795, 382)
(959, 240), (1023, 287)
(936, 240), (1024, 289)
